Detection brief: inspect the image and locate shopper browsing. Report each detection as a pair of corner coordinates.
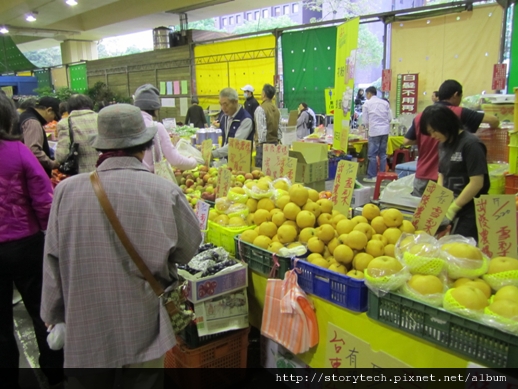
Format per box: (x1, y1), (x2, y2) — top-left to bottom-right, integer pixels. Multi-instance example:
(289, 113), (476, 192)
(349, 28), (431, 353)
(134, 83), (197, 171)
(419, 104), (489, 241)
(185, 96), (208, 129)
(17, 96), (61, 176)
(254, 84), (281, 168)
(212, 87), (254, 159)
(0, 93), (64, 389)
(296, 103), (311, 139)
(362, 86), (392, 182)
(41, 104), (201, 385)
(404, 79), (499, 196)
(55, 94), (99, 174)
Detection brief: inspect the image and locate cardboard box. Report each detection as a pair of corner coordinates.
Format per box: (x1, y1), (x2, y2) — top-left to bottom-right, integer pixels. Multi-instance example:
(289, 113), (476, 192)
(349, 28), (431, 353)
(351, 187), (373, 207)
(481, 103), (514, 123)
(289, 142), (329, 186)
(180, 262), (248, 303)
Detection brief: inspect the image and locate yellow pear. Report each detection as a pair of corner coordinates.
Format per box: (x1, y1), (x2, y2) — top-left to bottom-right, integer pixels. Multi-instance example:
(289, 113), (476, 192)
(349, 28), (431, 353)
(312, 256), (331, 269)
(299, 227), (317, 243)
(257, 198), (275, 212)
(366, 240), (385, 258)
(246, 213), (255, 226)
(344, 230), (368, 250)
(370, 216), (387, 235)
(327, 238), (340, 255)
(371, 234), (388, 246)
(383, 227), (403, 245)
(296, 210), (316, 229)
(399, 220), (416, 234)
(353, 252), (374, 272)
(289, 184), (309, 207)
(253, 235), (272, 249)
(259, 222), (278, 238)
(317, 213), (333, 226)
(283, 202), (302, 221)
(277, 225), (298, 244)
(362, 203), (380, 221)
(328, 262), (348, 274)
(302, 201), (322, 218)
(336, 219), (357, 235)
(268, 242), (285, 253)
(228, 216), (247, 227)
(332, 214), (347, 228)
(317, 224), (335, 244)
(215, 215), (229, 226)
(272, 212), (286, 227)
(272, 234), (279, 242)
(276, 195), (291, 210)
(316, 199), (333, 214)
(254, 209), (271, 225)
(352, 215), (368, 224)
(246, 198), (258, 213)
(334, 245), (354, 265)
(384, 244), (396, 258)
(240, 230), (258, 244)
(308, 253), (324, 264)
(307, 237), (325, 253)
(209, 209), (219, 222)
(273, 180), (289, 191)
(282, 220), (299, 232)
(270, 208), (283, 216)
(308, 189), (320, 202)
(353, 222), (373, 240)
(382, 208), (404, 228)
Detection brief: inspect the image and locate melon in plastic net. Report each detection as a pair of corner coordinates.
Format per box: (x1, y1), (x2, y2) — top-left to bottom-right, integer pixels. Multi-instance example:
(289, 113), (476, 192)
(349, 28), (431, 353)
(442, 289), (484, 320)
(483, 270), (518, 291)
(399, 282), (445, 307)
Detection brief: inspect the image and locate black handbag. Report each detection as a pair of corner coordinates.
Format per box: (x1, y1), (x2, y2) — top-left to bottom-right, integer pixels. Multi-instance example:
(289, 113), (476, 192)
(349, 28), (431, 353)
(58, 117), (79, 175)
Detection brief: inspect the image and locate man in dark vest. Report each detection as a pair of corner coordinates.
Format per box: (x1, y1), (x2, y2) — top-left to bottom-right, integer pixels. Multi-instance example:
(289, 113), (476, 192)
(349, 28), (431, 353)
(254, 84), (280, 168)
(212, 88), (253, 159)
(17, 96), (61, 176)
(404, 79), (499, 196)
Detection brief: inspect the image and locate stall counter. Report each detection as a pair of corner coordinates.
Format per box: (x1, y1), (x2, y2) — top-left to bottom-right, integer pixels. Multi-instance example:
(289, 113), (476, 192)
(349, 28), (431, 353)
(248, 271), (471, 369)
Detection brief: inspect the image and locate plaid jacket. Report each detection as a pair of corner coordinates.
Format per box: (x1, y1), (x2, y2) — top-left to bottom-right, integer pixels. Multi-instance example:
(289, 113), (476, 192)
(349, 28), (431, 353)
(56, 110), (99, 173)
(41, 157), (202, 368)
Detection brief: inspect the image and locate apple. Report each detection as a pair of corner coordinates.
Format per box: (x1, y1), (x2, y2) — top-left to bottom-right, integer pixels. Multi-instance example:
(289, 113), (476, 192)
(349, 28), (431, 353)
(205, 185), (214, 194)
(251, 170), (262, 179)
(408, 274), (443, 295)
(244, 173), (254, 180)
(186, 188), (194, 194)
(236, 174), (246, 183)
(209, 167), (218, 175)
(185, 179), (194, 188)
(180, 177), (186, 185)
(367, 256), (403, 277)
(450, 285), (488, 311)
(487, 256), (518, 274)
(203, 173), (211, 182)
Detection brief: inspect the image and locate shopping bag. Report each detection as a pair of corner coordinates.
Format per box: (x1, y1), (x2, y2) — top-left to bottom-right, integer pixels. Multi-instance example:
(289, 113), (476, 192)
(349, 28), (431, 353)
(261, 269), (318, 354)
(176, 138), (205, 164)
(152, 131), (177, 184)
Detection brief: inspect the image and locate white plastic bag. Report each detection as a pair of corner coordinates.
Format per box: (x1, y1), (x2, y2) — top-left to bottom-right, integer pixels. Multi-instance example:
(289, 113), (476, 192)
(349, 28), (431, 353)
(47, 323), (66, 350)
(379, 174), (421, 208)
(176, 138), (204, 164)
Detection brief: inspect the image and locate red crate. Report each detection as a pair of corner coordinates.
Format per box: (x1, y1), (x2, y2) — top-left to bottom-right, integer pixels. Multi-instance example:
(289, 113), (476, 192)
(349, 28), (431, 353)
(165, 328), (249, 388)
(477, 128), (510, 163)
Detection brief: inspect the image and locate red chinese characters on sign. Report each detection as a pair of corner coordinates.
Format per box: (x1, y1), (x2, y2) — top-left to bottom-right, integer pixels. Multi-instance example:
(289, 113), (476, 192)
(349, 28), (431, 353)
(381, 69), (392, 92)
(492, 64), (507, 91)
(476, 198), (493, 258)
(398, 73), (419, 114)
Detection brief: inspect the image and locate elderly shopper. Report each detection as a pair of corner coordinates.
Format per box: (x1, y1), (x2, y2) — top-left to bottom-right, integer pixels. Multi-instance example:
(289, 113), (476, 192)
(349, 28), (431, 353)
(55, 94), (99, 174)
(0, 93), (64, 389)
(212, 87), (253, 159)
(134, 84), (197, 171)
(41, 104), (202, 387)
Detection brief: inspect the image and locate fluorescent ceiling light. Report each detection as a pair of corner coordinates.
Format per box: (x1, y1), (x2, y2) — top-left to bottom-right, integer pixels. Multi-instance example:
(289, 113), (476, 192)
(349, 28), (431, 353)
(26, 13), (37, 22)
(66, 0), (78, 5)
(0, 27), (9, 34)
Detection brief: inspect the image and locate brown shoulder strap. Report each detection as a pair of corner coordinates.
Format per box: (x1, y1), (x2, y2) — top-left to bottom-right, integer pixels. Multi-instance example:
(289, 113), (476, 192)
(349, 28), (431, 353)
(89, 171), (165, 298)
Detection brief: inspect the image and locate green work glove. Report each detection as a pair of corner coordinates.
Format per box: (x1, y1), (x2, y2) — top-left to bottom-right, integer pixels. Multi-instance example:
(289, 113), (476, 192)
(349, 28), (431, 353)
(445, 202), (462, 222)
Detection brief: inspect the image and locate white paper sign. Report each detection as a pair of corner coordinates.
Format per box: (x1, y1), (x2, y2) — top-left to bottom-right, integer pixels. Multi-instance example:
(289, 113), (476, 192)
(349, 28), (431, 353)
(161, 98), (175, 107)
(180, 98), (188, 116)
(195, 200), (210, 231)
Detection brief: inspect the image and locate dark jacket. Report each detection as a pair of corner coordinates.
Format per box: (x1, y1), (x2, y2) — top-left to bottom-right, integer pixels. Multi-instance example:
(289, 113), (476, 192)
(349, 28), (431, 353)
(220, 107), (253, 146)
(17, 107), (52, 165)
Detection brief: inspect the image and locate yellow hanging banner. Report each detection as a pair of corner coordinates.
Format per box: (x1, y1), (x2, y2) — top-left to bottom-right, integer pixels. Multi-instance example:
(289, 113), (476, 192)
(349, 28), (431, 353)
(333, 19), (359, 151)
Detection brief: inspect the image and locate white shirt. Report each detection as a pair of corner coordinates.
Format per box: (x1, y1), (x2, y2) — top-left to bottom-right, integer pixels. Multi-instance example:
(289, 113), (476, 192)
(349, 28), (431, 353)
(362, 96), (392, 137)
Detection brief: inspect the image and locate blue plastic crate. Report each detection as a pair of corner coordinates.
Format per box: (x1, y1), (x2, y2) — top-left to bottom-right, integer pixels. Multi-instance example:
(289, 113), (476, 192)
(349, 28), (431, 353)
(291, 258), (368, 312)
(327, 155), (353, 181)
(395, 160), (417, 178)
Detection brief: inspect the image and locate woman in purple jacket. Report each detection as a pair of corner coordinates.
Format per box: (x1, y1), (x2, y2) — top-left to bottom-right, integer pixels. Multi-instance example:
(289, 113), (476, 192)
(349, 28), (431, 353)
(0, 94), (64, 388)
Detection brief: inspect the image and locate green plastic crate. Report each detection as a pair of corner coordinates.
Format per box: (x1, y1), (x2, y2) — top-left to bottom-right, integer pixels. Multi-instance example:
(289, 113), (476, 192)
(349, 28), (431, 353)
(233, 236), (291, 279)
(206, 221), (255, 256)
(367, 290), (518, 368)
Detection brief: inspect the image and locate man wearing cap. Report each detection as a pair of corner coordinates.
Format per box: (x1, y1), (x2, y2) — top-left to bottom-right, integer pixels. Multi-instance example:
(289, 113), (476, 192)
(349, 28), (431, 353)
(17, 96), (61, 176)
(41, 104), (202, 386)
(212, 87), (253, 159)
(185, 96), (208, 129)
(241, 84), (259, 120)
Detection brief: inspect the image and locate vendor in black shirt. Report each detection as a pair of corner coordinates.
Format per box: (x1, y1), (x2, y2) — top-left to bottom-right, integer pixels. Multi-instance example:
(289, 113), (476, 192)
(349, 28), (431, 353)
(420, 104), (489, 242)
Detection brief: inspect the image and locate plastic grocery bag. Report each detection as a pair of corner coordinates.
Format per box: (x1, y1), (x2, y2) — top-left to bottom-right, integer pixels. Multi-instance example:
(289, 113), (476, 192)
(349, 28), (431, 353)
(261, 269), (318, 354)
(47, 323), (66, 350)
(176, 138), (204, 164)
(379, 174), (420, 208)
